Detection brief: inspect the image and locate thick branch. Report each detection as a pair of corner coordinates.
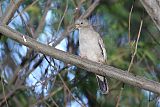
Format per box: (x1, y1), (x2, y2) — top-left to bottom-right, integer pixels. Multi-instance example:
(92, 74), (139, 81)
(0, 25), (160, 94)
(140, 0), (160, 31)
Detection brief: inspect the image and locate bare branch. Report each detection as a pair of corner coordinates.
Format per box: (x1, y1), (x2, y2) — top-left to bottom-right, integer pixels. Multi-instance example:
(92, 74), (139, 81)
(116, 20), (143, 107)
(1, 78), (9, 107)
(140, 0), (160, 31)
(128, 20), (143, 72)
(115, 87), (123, 107)
(1, 0), (24, 25)
(31, 87), (63, 107)
(52, 24), (74, 47)
(34, 0), (52, 38)
(0, 25), (160, 94)
(0, 86), (26, 106)
(80, 0), (100, 19)
(56, 0), (68, 32)
(128, 4), (133, 46)
(11, 0), (39, 21)
(58, 74), (85, 107)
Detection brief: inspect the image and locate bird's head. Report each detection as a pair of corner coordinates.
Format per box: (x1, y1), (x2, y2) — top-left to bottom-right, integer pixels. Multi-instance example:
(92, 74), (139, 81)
(75, 19), (90, 29)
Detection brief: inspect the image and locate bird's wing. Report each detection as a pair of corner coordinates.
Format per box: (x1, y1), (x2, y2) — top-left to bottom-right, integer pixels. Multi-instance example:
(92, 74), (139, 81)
(98, 37), (107, 62)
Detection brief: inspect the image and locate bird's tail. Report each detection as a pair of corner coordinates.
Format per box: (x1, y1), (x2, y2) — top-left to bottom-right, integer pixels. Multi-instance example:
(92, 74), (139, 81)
(96, 75), (109, 94)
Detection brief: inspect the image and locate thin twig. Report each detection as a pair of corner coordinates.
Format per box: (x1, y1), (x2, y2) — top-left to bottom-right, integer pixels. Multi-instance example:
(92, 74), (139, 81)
(128, 20), (143, 72)
(30, 87), (63, 107)
(145, 28), (160, 46)
(80, 0), (100, 19)
(1, 0), (23, 24)
(58, 74), (85, 107)
(116, 4), (143, 106)
(115, 86), (124, 107)
(17, 9), (33, 37)
(128, 4), (133, 46)
(0, 86), (26, 106)
(44, 101), (52, 107)
(11, 0), (39, 21)
(116, 20), (143, 107)
(57, 0), (68, 32)
(44, 51), (85, 106)
(50, 97), (59, 107)
(0, 76), (9, 107)
(115, 4), (134, 106)
(34, 0), (51, 38)
(44, 55), (84, 106)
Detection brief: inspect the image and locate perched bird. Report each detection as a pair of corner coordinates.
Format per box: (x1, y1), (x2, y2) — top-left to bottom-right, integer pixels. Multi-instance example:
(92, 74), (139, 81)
(75, 19), (109, 94)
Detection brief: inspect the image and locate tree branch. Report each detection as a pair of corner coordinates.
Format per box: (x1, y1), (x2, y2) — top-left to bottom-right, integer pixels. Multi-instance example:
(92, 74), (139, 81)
(0, 25), (160, 94)
(80, 0), (100, 19)
(34, 0), (51, 38)
(1, 0), (24, 25)
(140, 0), (160, 31)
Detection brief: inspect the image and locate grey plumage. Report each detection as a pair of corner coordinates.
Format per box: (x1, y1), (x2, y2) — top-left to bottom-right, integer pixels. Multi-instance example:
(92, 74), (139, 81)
(75, 19), (109, 94)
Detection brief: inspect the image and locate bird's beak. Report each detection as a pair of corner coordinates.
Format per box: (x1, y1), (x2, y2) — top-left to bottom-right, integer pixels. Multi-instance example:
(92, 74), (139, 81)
(75, 24), (80, 29)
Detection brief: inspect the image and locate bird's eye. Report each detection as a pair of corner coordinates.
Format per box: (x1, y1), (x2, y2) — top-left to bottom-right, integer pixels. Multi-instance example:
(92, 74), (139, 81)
(81, 22), (83, 24)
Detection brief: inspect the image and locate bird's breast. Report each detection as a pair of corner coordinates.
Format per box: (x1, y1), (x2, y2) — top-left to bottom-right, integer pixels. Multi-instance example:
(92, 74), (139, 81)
(79, 31), (102, 61)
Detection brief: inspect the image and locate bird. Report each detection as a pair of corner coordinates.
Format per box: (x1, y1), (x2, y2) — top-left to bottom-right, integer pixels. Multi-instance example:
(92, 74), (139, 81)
(75, 19), (109, 94)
